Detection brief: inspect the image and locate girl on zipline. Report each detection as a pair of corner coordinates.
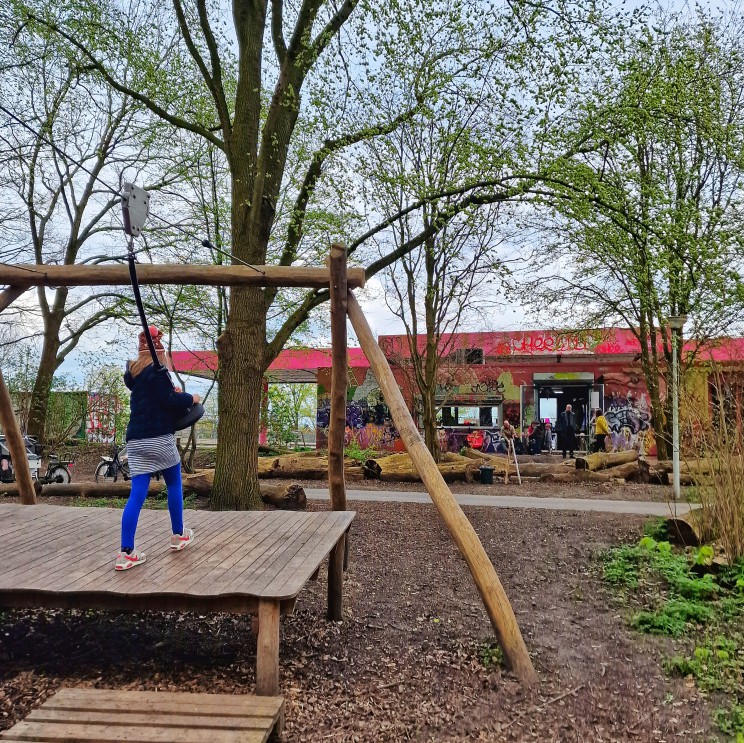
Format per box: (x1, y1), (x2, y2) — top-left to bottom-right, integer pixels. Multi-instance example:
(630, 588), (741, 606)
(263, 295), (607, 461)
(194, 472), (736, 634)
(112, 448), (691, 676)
(115, 326), (200, 571)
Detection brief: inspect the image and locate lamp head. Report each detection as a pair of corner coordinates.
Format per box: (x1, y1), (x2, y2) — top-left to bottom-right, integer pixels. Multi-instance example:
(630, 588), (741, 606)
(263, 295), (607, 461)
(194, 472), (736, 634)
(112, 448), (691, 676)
(667, 314), (688, 330)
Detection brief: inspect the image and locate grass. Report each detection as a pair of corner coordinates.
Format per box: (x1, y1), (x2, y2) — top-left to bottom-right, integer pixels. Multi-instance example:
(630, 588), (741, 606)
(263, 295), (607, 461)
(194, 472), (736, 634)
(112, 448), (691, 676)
(71, 492), (198, 510)
(603, 532), (744, 739)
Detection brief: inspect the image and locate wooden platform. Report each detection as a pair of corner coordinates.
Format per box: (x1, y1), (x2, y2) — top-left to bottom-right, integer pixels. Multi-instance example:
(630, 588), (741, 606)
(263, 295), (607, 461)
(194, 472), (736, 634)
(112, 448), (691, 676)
(0, 503), (354, 694)
(0, 687), (285, 742)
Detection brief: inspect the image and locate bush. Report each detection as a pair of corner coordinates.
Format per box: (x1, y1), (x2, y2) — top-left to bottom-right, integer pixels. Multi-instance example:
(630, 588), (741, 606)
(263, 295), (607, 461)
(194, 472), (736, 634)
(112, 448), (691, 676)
(684, 369), (744, 561)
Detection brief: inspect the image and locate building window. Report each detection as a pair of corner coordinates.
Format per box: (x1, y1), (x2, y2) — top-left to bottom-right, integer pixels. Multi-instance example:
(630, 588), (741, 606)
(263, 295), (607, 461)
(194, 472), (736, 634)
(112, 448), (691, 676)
(449, 348), (484, 365)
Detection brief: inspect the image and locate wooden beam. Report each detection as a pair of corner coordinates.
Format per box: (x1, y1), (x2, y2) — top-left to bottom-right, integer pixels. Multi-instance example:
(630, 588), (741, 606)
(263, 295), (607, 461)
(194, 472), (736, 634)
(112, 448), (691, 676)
(346, 291), (538, 685)
(0, 369), (37, 505)
(0, 286), (27, 312)
(0, 263), (366, 289)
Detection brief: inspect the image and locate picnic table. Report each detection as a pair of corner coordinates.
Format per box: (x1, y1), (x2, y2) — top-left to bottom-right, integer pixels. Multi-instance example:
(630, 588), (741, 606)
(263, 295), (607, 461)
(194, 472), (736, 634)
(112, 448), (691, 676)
(0, 503), (355, 695)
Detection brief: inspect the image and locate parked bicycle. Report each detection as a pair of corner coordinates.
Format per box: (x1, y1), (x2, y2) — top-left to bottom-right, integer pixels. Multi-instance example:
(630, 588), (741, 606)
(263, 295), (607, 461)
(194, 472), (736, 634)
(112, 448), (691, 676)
(0, 436), (73, 484)
(95, 444), (131, 483)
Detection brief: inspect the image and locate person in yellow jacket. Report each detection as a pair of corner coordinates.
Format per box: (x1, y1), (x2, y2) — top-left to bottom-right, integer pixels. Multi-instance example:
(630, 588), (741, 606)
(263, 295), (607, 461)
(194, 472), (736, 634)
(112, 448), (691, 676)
(592, 409), (611, 452)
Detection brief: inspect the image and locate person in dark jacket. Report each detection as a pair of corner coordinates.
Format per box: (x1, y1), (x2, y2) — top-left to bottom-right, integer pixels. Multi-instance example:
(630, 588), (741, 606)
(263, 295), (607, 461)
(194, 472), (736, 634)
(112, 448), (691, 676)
(115, 327), (200, 571)
(557, 404), (576, 459)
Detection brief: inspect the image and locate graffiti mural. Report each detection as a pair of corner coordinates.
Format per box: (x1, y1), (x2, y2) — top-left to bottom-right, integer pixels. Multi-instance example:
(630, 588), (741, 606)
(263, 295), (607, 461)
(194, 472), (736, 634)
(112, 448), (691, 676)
(604, 391), (652, 452)
(316, 369), (400, 450)
(86, 393), (119, 443)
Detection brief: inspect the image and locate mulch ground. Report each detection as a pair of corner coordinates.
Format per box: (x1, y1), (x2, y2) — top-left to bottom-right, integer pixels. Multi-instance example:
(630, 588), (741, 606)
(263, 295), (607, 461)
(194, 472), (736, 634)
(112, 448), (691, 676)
(0, 499), (713, 742)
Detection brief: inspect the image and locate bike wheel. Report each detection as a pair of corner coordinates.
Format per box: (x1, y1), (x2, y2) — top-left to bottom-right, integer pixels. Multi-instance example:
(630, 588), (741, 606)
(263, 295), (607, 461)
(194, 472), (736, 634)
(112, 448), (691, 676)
(95, 461), (117, 484)
(48, 465), (71, 484)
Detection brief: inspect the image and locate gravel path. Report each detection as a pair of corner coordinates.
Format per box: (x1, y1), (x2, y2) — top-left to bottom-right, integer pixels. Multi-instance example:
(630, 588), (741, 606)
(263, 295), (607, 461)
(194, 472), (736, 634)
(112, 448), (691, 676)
(305, 487), (695, 516)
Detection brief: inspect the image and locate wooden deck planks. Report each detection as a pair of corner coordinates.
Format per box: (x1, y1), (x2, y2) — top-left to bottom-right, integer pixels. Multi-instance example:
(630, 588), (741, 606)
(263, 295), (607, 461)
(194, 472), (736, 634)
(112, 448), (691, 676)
(0, 688), (284, 743)
(0, 504), (355, 606)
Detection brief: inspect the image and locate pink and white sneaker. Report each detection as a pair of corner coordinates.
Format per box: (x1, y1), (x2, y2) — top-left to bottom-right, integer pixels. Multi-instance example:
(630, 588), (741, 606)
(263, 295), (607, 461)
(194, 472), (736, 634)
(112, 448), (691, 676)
(115, 549), (146, 571)
(170, 527), (194, 551)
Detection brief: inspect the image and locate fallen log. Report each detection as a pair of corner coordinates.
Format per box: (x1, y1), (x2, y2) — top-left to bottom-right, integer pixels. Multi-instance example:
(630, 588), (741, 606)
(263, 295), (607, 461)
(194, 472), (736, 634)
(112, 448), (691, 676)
(0, 481), (162, 498)
(540, 470), (615, 483)
(602, 459), (650, 483)
(183, 470), (307, 509)
(0, 476), (308, 510)
(257, 482), (307, 510)
(655, 459), (717, 476)
(648, 465), (669, 485)
(461, 449), (570, 477)
(575, 450), (638, 471)
(665, 509), (712, 547)
(258, 457), (280, 476)
(257, 453), (356, 479)
(461, 447), (493, 462)
(508, 462), (571, 478)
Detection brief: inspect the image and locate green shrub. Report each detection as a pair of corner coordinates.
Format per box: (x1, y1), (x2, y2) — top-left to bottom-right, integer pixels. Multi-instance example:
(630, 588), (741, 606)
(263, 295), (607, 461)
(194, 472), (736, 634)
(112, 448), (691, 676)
(714, 704), (744, 738)
(344, 440), (382, 463)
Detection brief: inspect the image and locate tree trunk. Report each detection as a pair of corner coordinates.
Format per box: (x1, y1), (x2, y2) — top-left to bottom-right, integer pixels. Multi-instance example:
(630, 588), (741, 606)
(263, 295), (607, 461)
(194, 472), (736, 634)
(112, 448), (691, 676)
(421, 384), (440, 463)
(211, 287), (265, 510)
(26, 310), (64, 442)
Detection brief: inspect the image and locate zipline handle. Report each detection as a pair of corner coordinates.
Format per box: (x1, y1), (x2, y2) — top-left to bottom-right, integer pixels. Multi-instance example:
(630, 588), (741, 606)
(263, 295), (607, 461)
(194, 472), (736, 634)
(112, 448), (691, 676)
(122, 183), (161, 370)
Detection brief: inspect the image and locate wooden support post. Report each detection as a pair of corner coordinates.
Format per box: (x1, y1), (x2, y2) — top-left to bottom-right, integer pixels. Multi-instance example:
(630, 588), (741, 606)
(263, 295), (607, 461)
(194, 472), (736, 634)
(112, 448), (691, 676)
(328, 244), (348, 616)
(256, 599), (280, 695)
(327, 243), (347, 512)
(327, 534), (346, 621)
(347, 291), (538, 685)
(0, 368), (36, 505)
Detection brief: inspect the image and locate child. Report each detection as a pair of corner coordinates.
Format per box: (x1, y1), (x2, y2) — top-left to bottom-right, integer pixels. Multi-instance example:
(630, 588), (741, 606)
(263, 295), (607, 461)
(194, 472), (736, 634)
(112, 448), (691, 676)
(592, 408), (611, 453)
(115, 326), (200, 571)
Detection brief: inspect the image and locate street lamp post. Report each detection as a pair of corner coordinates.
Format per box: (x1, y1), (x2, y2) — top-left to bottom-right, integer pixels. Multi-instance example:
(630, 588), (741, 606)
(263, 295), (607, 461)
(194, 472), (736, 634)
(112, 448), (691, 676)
(667, 315), (688, 502)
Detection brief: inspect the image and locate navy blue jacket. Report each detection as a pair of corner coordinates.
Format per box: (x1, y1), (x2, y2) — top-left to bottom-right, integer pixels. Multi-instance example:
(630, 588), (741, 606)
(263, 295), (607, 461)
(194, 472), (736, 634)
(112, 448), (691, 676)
(124, 363), (194, 442)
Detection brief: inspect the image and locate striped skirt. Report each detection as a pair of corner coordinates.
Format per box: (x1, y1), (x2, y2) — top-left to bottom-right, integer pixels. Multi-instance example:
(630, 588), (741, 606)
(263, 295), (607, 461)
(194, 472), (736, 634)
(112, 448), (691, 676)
(126, 434), (180, 477)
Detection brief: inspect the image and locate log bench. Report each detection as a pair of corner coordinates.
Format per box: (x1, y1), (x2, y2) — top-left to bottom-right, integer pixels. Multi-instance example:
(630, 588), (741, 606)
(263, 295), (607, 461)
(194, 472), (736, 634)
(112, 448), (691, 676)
(0, 503), (355, 698)
(0, 687), (284, 742)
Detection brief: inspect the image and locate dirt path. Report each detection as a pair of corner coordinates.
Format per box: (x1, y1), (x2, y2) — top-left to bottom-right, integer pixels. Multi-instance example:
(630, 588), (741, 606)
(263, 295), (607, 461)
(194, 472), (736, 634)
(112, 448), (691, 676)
(0, 500), (712, 741)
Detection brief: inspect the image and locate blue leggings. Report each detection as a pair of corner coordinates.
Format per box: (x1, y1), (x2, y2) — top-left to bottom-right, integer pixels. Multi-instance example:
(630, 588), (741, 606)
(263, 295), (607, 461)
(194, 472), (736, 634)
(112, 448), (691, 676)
(120, 462), (184, 550)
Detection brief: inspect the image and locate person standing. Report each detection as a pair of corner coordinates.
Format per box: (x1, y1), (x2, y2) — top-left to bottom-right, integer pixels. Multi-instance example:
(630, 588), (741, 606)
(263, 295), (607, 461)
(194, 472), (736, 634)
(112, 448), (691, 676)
(592, 409), (611, 453)
(115, 326), (200, 571)
(557, 404), (577, 459)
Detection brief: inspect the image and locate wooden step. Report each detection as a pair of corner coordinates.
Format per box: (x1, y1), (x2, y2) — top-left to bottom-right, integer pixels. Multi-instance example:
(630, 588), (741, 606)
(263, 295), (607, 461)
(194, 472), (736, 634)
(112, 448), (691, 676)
(0, 688), (285, 743)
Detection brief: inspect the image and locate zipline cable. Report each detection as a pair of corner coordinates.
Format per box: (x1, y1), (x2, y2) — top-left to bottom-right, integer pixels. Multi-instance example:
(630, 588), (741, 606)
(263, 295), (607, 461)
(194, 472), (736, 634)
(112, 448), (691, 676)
(0, 103), (263, 273)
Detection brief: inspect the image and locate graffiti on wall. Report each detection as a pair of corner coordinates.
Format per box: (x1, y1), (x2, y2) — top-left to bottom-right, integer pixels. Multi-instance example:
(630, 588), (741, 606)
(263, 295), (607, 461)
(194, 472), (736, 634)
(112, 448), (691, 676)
(495, 329), (609, 356)
(317, 370), (400, 450)
(604, 391), (653, 453)
(86, 393), (119, 443)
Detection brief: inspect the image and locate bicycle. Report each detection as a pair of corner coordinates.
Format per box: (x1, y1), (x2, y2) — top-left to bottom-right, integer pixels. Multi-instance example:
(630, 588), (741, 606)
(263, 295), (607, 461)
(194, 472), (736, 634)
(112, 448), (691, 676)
(95, 444), (131, 483)
(40, 452), (74, 484)
(0, 436), (73, 484)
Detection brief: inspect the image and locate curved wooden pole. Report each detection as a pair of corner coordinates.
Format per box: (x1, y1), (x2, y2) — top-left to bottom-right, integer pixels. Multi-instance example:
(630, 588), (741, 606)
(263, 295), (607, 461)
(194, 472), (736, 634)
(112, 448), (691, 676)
(0, 369), (37, 505)
(0, 286), (27, 312)
(0, 264), (366, 289)
(347, 291), (537, 684)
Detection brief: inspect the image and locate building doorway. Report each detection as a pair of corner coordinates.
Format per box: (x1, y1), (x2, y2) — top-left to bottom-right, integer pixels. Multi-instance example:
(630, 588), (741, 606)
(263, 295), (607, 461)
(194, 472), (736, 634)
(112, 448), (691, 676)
(537, 384), (587, 454)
